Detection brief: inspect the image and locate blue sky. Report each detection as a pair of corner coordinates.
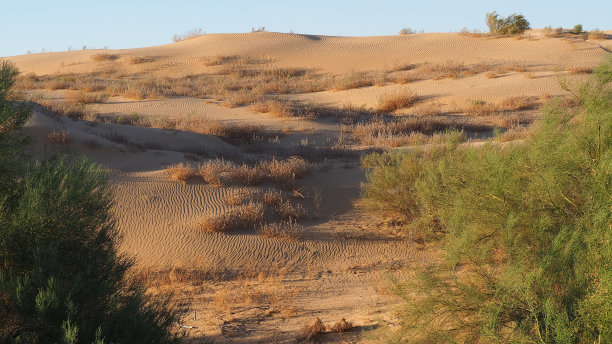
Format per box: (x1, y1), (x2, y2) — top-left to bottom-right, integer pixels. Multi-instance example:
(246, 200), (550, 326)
(2, 0), (610, 57)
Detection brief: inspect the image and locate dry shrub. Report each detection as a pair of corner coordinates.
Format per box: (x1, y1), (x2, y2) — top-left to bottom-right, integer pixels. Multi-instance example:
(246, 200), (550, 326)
(194, 213), (234, 233)
(588, 29), (606, 40)
(486, 71), (499, 79)
(235, 201), (265, 227)
(65, 91), (109, 104)
(91, 53), (118, 62)
(227, 164), (264, 186)
(333, 72), (375, 91)
(258, 220), (303, 241)
(127, 56), (155, 65)
(378, 91), (419, 112)
(499, 126), (530, 142)
(225, 191), (252, 206)
(303, 318), (326, 339)
(165, 163), (194, 181)
(567, 66), (593, 74)
(331, 318), (353, 333)
(198, 159), (234, 187)
(417, 61), (491, 80)
(259, 157), (310, 187)
(499, 96), (538, 111)
(464, 100), (500, 116)
(48, 130), (70, 144)
(249, 99), (293, 117)
(274, 200), (306, 220)
(45, 80), (70, 90)
(262, 189), (283, 207)
(39, 99), (88, 120)
(524, 72), (536, 79)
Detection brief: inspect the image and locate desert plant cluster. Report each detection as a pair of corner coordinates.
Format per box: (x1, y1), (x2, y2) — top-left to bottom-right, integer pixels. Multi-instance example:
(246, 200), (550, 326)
(361, 57), (612, 342)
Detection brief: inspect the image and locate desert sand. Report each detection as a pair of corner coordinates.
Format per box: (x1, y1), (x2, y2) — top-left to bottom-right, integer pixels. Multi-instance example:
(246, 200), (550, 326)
(9, 30), (610, 342)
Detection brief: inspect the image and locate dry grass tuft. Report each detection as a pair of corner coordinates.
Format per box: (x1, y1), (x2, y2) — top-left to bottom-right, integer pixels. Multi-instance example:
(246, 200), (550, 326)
(166, 163), (194, 181)
(499, 96), (539, 111)
(567, 66), (593, 74)
(378, 91), (419, 112)
(198, 159), (234, 187)
(194, 213), (234, 233)
(127, 56), (155, 65)
(258, 220), (303, 241)
(91, 53), (118, 62)
(333, 72), (375, 91)
(331, 318), (353, 333)
(235, 201), (265, 227)
(262, 189), (283, 207)
(48, 130), (70, 144)
(274, 200), (307, 221)
(227, 164), (264, 186)
(259, 157), (310, 188)
(225, 190), (254, 206)
(65, 91), (109, 104)
(303, 318), (326, 339)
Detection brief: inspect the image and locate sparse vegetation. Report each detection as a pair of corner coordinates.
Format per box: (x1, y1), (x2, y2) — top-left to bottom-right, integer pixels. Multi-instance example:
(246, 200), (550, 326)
(91, 53), (118, 61)
(363, 57), (612, 342)
(0, 60), (184, 343)
(173, 28), (204, 42)
(258, 220), (303, 241)
(588, 29), (606, 40)
(165, 162), (194, 181)
(378, 91), (419, 112)
(47, 129), (70, 144)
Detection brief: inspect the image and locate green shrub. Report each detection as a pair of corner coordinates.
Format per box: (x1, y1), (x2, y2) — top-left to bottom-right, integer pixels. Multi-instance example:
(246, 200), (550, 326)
(572, 24), (583, 34)
(0, 60), (185, 343)
(362, 57), (612, 342)
(486, 11), (530, 35)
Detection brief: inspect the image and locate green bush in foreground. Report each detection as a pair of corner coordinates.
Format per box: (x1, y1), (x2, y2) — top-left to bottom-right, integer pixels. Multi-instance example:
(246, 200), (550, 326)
(0, 61), (184, 343)
(362, 57), (612, 343)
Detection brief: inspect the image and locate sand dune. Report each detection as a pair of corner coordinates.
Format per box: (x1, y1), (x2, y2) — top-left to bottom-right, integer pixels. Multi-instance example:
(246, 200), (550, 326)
(15, 31), (610, 342)
(10, 32), (608, 75)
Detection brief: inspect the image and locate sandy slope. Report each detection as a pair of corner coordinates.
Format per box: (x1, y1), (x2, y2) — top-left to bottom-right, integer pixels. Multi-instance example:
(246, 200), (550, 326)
(9, 32), (609, 75)
(16, 31), (611, 342)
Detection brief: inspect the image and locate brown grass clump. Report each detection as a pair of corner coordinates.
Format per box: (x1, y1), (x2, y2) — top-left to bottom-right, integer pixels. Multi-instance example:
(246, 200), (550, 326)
(47, 130), (70, 144)
(225, 190), (253, 206)
(567, 66), (593, 74)
(44, 80), (71, 90)
(464, 100), (500, 116)
(165, 162), (194, 181)
(333, 72), (375, 91)
(258, 220), (303, 241)
(198, 159), (234, 187)
(378, 91), (419, 112)
(249, 99), (293, 117)
(259, 157), (310, 188)
(330, 318), (353, 333)
(499, 96), (538, 111)
(227, 164), (264, 186)
(65, 91), (109, 104)
(194, 213), (234, 233)
(274, 200), (307, 221)
(262, 189), (283, 207)
(91, 53), (118, 62)
(303, 318), (326, 339)
(235, 201), (265, 227)
(127, 56), (155, 65)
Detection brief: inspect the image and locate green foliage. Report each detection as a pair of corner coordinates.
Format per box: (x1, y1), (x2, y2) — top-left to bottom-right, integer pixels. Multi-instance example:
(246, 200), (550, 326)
(0, 61), (185, 343)
(486, 11), (531, 35)
(0, 61), (31, 193)
(362, 57), (612, 343)
(572, 24), (583, 34)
